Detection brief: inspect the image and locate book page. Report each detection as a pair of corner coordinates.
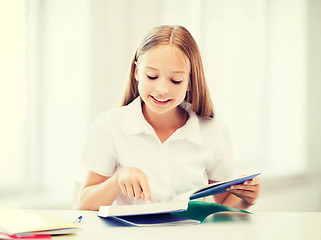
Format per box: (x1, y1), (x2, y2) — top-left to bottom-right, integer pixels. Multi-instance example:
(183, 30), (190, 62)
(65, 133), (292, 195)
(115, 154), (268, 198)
(99, 200), (189, 217)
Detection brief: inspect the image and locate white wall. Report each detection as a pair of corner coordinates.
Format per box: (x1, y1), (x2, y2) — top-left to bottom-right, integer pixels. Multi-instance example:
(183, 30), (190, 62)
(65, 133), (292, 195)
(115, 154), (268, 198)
(25, 0), (91, 207)
(253, 0), (321, 212)
(307, 0), (321, 176)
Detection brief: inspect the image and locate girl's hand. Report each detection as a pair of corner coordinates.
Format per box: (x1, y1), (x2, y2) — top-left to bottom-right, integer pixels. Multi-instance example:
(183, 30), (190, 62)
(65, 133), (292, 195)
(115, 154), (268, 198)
(116, 167), (152, 203)
(226, 176), (261, 206)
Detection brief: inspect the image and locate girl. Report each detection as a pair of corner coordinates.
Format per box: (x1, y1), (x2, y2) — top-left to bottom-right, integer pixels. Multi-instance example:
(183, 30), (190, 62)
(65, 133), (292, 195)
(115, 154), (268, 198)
(77, 25), (260, 211)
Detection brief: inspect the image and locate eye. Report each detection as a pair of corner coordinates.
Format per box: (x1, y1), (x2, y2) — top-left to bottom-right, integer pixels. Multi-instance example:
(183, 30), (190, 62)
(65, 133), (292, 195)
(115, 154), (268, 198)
(147, 75), (158, 80)
(171, 79), (182, 85)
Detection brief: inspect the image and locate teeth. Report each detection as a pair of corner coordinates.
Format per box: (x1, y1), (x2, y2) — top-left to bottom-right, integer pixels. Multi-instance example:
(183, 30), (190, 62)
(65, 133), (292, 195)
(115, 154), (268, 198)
(153, 96), (170, 102)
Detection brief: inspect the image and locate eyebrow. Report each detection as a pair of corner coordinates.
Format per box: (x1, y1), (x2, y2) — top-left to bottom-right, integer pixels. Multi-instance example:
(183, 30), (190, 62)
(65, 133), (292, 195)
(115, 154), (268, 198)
(145, 66), (186, 74)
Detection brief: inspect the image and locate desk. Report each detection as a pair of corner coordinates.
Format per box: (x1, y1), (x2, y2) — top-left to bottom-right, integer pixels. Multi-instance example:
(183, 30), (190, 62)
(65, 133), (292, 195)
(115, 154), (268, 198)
(50, 210), (321, 240)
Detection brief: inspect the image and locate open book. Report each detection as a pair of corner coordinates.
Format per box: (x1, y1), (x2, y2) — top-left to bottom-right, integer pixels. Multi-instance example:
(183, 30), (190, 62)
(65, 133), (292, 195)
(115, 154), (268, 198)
(98, 173), (260, 224)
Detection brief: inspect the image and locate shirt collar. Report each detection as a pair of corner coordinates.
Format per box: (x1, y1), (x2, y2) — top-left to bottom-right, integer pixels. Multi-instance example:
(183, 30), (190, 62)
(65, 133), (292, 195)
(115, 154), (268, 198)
(122, 97), (202, 145)
(172, 101), (202, 145)
(122, 97), (152, 135)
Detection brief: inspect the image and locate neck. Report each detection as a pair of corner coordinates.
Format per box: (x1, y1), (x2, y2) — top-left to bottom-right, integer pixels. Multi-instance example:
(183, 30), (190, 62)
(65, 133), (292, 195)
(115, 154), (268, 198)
(142, 103), (188, 131)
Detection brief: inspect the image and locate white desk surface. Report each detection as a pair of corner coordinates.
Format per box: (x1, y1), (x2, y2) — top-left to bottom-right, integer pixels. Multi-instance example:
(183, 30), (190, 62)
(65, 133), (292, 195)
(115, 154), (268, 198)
(48, 210), (321, 240)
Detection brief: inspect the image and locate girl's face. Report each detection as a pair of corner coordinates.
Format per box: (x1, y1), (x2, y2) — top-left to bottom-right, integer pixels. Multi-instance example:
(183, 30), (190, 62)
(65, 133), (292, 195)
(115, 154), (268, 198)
(135, 45), (190, 116)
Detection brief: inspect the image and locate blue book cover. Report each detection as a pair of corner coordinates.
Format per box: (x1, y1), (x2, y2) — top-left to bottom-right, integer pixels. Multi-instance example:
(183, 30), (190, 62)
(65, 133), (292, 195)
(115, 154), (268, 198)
(110, 213), (200, 226)
(190, 173), (261, 200)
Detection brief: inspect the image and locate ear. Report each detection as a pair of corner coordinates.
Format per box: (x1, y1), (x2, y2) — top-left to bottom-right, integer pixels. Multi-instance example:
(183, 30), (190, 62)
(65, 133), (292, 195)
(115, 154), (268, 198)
(134, 61), (139, 81)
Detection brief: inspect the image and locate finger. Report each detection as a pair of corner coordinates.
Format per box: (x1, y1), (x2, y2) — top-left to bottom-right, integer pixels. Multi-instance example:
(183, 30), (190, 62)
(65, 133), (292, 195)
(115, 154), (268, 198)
(232, 192), (257, 205)
(140, 178), (152, 203)
(120, 183), (128, 196)
(124, 181), (135, 198)
(141, 192), (145, 200)
(228, 189), (257, 203)
(229, 188), (255, 197)
(244, 177), (260, 186)
(227, 184), (258, 192)
(132, 182), (143, 199)
(229, 187), (259, 204)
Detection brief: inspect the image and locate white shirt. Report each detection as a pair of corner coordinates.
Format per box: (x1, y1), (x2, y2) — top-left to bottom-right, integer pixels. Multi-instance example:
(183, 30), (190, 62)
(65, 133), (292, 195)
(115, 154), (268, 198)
(81, 97), (236, 205)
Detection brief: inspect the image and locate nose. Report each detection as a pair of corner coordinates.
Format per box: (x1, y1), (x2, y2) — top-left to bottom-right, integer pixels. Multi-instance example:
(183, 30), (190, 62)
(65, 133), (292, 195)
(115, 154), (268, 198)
(155, 78), (169, 94)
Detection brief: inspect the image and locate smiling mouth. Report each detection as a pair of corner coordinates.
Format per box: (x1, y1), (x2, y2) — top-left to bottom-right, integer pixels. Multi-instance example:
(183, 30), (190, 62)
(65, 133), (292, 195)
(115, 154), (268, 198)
(151, 95), (172, 103)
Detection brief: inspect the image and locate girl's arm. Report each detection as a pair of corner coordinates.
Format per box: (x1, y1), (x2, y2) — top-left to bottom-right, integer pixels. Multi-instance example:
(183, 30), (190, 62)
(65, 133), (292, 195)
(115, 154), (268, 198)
(76, 167), (152, 210)
(210, 176), (261, 210)
(76, 171), (120, 210)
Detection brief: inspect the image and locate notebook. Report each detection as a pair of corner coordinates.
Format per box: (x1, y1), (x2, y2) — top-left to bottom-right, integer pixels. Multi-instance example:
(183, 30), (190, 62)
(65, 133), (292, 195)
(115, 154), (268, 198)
(0, 209), (81, 237)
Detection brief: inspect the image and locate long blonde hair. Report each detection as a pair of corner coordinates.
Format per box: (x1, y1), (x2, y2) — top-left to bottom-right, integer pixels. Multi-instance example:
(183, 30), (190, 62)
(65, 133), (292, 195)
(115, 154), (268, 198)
(121, 25), (214, 118)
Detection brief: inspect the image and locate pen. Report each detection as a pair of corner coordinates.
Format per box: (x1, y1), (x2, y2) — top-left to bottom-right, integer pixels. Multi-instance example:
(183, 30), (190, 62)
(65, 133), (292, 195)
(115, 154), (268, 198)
(73, 216), (83, 224)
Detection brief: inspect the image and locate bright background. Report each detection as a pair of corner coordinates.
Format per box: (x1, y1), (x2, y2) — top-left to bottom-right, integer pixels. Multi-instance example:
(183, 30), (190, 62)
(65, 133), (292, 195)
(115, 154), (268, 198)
(1, 0), (320, 211)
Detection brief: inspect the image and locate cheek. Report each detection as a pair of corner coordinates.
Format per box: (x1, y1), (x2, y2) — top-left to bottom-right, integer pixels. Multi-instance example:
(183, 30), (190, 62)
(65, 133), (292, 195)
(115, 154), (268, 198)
(174, 83), (189, 97)
(137, 79), (151, 95)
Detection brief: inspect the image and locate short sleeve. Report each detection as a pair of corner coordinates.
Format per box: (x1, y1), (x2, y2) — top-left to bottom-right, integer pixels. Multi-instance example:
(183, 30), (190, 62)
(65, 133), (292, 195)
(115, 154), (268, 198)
(207, 121), (236, 181)
(80, 112), (118, 177)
